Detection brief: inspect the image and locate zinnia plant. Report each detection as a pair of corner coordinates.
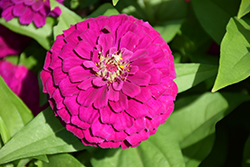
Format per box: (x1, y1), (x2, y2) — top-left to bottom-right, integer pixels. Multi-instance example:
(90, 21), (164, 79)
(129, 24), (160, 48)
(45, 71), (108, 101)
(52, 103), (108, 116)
(0, 0), (250, 166)
(41, 14), (178, 149)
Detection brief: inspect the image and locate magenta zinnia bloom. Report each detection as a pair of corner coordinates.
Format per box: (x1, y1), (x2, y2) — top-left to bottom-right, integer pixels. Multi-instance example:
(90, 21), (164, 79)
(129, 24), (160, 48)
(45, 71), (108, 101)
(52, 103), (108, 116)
(0, 60), (41, 115)
(0, 25), (30, 58)
(0, 0), (63, 28)
(41, 14), (178, 149)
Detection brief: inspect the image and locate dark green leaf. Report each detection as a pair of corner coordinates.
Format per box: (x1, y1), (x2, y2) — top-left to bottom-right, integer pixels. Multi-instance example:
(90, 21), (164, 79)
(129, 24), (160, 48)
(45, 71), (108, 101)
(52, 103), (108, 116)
(243, 136), (250, 166)
(43, 154), (85, 167)
(91, 122), (185, 167)
(212, 17), (250, 92)
(168, 92), (250, 166)
(0, 108), (86, 165)
(192, 0), (240, 44)
(174, 63), (218, 93)
(0, 77), (33, 141)
(51, 0), (82, 39)
(238, 0), (250, 18)
(87, 3), (119, 19)
(0, 17), (55, 50)
(154, 19), (183, 43)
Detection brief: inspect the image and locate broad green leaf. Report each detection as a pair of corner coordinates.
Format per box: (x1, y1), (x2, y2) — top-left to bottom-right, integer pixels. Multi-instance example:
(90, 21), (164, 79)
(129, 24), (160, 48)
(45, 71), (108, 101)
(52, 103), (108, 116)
(33, 155), (49, 163)
(112, 0), (119, 6)
(212, 17), (250, 92)
(174, 63), (218, 93)
(0, 108), (86, 165)
(86, 3), (120, 19)
(51, 0), (82, 39)
(0, 17), (55, 50)
(168, 92), (250, 166)
(16, 159), (31, 167)
(43, 154), (85, 167)
(0, 77), (33, 140)
(0, 117), (10, 144)
(192, 0), (240, 44)
(154, 19), (183, 43)
(238, 0), (250, 18)
(91, 122), (185, 167)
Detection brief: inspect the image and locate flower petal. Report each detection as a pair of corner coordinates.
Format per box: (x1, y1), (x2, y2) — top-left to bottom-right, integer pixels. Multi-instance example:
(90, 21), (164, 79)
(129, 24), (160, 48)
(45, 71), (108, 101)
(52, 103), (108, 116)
(62, 57), (83, 73)
(93, 85), (109, 109)
(125, 117), (146, 135)
(13, 3), (26, 16)
(126, 99), (148, 119)
(77, 87), (100, 107)
(58, 76), (79, 97)
(98, 33), (114, 55)
(66, 124), (84, 138)
(63, 95), (79, 115)
(108, 85), (119, 102)
(74, 40), (93, 60)
(146, 68), (162, 85)
(119, 31), (139, 50)
(91, 120), (112, 139)
(126, 130), (149, 146)
(79, 106), (99, 124)
(19, 6), (34, 25)
(127, 71), (151, 86)
(122, 81), (141, 98)
(134, 87), (152, 103)
(130, 56), (154, 72)
(52, 67), (67, 85)
(99, 141), (121, 148)
(68, 66), (94, 83)
(100, 105), (120, 124)
(71, 116), (90, 130)
(112, 111), (133, 131)
(57, 108), (70, 123)
(92, 77), (107, 87)
(83, 129), (104, 143)
(109, 91), (128, 113)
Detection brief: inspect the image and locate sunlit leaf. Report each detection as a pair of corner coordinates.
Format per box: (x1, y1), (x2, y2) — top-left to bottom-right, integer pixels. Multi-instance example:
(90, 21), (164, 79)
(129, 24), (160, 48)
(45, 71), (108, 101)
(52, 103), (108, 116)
(91, 123), (185, 167)
(238, 0), (250, 18)
(212, 17), (250, 92)
(0, 108), (86, 165)
(175, 63), (218, 93)
(112, 0), (119, 6)
(0, 77), (33, 141)
(43, 154), (85, 167)
(0, 17), (55, 50)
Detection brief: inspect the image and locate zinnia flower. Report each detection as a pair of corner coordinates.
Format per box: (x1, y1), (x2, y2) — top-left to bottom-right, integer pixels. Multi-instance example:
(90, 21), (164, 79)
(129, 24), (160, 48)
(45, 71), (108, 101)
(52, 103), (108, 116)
(0, 0), (63, 28)
(0, 60), (41, 115)
(41, 14), (178, 149)
(0, 24), (30, 58)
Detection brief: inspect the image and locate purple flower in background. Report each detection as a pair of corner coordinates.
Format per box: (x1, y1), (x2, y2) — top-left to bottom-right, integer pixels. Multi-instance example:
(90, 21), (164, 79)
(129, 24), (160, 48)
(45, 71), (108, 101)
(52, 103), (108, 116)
(0, 24), (30, 58)
(0, 60), (41, 115)
(41, 14), (178, 149)
(0, 0), (63, 28)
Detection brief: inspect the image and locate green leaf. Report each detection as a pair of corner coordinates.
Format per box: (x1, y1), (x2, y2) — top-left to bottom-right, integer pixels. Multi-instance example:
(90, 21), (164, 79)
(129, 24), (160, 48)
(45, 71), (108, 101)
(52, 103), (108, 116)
(112, 0), (119, 6)
(43, 154), (85, 167)
(0, 77), (33, 140)
(0, 117), (10, 144)
(87, 3), (120, 19)
(154, 19), (183, 43)
(192, 0), (240, 44)
(0, 17), (55, 50)
(174, 63), (218, 93)
(91, 123), (185, 167)
(51, 0), (82, 39)
(168, 92), (250, 166)
(212, 17), (250, 92)
(0, 108), (86, 165)
(238, 0), (250, 18)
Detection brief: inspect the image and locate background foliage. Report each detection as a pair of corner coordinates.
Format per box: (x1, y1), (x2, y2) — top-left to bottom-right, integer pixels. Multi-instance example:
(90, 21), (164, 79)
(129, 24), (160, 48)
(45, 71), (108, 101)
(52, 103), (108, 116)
(1, 0), (250, 166)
